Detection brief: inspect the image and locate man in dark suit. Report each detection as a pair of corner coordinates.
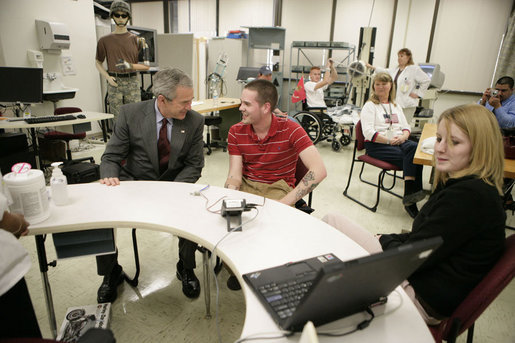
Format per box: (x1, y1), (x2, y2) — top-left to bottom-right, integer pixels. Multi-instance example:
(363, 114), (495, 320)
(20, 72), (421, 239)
(97, 68), (205, 302)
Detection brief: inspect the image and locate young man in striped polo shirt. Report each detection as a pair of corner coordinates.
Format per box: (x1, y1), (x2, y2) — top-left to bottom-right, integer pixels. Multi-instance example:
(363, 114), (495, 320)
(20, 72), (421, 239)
(224, 79), (327, 290)
(225, 79), (327, 207)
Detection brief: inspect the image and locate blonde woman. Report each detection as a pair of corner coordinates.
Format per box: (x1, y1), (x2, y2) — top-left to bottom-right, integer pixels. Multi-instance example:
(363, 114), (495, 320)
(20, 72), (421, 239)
(361, 72), (424, 217)
(324, 104), (506, 324)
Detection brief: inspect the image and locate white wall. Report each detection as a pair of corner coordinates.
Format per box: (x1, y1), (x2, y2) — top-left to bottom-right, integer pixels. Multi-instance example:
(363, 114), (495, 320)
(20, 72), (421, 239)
(390, 0), (435, 68)
(430, 0), (512, 92)
(219, 0), (274, 37)
(0, 0), (103, 116)
(132, 1), (165, 34)
(177, 0), (217, 38)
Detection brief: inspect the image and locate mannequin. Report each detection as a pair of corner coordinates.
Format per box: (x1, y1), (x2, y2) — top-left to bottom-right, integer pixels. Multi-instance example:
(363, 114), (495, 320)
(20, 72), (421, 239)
(95, 0), (150, 120)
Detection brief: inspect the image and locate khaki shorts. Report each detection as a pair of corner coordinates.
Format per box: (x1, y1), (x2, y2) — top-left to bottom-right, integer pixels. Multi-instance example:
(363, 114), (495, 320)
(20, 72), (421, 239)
(240, 177), (292, 202)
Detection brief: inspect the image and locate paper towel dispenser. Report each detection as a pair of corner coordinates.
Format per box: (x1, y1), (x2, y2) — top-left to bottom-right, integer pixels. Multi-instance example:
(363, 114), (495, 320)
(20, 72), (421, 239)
(35, 20), (70, 52)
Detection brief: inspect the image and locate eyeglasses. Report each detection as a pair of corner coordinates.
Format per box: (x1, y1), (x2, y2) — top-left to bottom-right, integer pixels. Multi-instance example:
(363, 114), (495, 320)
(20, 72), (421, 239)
(113, 13), (128, 18)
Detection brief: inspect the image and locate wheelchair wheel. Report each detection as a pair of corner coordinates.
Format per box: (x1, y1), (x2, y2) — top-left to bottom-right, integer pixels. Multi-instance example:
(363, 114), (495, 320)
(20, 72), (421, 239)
(340, 134), (351, 146)
(332, 140), (341, 151)
(293, 111), (323, 144)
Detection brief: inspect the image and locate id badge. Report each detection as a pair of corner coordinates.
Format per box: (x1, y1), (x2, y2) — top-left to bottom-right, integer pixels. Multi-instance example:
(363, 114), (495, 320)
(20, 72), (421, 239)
(401, 79), (410, 93)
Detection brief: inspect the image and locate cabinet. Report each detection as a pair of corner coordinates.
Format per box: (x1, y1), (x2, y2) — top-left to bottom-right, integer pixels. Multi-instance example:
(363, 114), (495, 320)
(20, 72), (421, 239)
(246, 27), (286, 107)
(287, 41), (356, 113)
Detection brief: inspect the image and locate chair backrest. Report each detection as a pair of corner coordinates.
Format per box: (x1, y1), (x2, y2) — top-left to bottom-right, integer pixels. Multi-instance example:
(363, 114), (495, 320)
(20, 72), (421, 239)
(433, 234), (515, 340)
(54, 107), (82, 115)
(354, 120), (366, 151)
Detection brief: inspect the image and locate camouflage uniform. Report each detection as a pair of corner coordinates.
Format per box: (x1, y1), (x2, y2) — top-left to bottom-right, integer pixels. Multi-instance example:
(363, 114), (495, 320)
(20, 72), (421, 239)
(107, 74), (141, 120)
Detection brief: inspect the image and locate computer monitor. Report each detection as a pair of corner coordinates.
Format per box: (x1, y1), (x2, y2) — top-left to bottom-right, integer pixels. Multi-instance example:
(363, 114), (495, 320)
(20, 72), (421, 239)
(236, 67), (260, 82)
(0, 67), (43, 104)
(418, 63), (445, 89)
(127, 25), (158, 67)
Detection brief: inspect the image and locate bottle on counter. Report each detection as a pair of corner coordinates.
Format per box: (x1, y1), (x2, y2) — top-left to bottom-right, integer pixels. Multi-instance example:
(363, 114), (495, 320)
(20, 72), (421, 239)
(50, 162), (69, 206)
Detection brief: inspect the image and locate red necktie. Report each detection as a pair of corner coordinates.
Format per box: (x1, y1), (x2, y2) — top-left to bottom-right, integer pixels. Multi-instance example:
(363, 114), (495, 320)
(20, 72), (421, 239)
(158, 118), (170, 174)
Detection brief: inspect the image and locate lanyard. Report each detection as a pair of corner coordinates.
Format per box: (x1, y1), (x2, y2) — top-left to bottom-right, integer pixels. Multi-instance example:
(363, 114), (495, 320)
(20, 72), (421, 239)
(380, 103), (393, 122)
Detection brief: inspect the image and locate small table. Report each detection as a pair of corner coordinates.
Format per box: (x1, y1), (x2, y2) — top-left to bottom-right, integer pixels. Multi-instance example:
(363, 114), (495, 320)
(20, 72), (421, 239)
(192, 97), (240, 114)
(192, 98), (241, 143)
(414, 123), (515, 178)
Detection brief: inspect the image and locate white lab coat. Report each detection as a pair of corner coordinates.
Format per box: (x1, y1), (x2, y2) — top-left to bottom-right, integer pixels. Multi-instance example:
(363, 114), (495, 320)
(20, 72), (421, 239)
(0, 174), (31, 296)
(376, 65), (431, 109)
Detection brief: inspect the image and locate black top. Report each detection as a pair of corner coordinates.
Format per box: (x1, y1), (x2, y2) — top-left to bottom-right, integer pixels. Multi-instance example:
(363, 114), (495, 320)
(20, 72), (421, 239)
(379, 175), (506, 317)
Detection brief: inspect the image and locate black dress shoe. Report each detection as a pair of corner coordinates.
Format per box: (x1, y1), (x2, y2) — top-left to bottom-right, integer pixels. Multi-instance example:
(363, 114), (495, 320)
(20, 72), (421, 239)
(404, 204), (419, 219)
(227, 275), (241, 291)
(176, 261), (200, 299)
(97, 265), (124, 303)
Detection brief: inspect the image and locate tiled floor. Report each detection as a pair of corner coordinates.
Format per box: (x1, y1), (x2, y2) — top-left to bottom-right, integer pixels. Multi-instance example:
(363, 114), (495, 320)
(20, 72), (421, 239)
(20, 139), (515, 342)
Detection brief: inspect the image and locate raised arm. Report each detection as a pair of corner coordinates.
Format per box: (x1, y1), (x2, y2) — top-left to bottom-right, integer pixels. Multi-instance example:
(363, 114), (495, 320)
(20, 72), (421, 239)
(279, 146), (327, 206)
(314, 58), (338, 90)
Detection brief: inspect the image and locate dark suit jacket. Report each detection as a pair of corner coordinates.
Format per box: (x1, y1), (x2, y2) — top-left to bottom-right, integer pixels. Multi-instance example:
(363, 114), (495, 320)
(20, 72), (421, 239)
(100, 99), (205, 183)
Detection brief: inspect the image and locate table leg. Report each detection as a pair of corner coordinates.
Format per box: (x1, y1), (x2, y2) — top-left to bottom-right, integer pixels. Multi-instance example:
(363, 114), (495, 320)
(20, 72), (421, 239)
(35, 235), (58, 338)
(30, 128), (41, 170)
(100, 119), (108, 142)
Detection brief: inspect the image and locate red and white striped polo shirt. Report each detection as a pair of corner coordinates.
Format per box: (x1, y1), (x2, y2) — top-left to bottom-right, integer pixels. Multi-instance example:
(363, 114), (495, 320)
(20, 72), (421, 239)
(228, 115), (313, 188)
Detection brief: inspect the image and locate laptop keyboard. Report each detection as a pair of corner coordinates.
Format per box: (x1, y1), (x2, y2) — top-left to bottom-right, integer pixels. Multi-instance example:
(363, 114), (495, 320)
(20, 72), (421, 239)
(259, 279), (315, 319)
(24, 114), (77, 124)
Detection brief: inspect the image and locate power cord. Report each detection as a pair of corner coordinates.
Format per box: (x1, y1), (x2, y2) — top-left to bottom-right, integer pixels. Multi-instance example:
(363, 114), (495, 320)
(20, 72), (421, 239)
(318, 307), (375, 337)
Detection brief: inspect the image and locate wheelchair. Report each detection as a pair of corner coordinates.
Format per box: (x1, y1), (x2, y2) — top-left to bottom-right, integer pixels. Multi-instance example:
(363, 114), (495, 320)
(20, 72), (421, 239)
(292, 101), (354, 151)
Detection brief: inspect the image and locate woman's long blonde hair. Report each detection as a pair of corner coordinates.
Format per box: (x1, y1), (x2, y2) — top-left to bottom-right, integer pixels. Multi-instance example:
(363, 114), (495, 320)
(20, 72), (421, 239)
(433, 104), (504, 194)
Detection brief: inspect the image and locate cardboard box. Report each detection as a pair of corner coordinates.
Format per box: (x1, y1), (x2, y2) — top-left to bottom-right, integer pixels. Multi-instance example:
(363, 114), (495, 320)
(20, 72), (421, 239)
(57, 303), (111, 343)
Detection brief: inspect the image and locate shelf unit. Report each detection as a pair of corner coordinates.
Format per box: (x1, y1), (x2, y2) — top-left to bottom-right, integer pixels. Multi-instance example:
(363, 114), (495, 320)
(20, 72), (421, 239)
(245, 27), (286, 108)
(287, 41), (356, 114)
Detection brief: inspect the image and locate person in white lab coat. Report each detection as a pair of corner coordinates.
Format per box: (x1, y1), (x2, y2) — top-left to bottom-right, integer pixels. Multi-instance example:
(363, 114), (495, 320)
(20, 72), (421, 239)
(0, 173), (41, 338)
(367, 48), (430, 121)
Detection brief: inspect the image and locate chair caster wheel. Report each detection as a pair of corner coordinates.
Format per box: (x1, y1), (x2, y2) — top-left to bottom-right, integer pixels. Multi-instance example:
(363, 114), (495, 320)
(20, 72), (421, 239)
(332, 140), (341, 151)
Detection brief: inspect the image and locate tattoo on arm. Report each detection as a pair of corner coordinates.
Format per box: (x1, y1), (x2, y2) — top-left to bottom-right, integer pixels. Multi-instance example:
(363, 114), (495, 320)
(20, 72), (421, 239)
(301, 171), (315, 186)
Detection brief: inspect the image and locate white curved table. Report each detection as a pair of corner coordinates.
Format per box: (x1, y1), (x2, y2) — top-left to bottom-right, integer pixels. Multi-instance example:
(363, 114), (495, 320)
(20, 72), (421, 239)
(30, 181), (433, 342)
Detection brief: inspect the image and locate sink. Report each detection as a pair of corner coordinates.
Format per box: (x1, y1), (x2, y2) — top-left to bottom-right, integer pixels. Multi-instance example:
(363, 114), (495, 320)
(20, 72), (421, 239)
(42, 72), (78, 101)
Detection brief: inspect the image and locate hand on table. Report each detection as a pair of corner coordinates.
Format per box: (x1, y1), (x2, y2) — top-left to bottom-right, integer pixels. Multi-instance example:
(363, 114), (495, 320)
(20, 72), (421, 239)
(100, 177), (120, 186)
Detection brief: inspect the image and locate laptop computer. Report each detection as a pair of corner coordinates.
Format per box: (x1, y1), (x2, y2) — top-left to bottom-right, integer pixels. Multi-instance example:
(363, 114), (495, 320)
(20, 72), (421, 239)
(243, 236), (442, 332)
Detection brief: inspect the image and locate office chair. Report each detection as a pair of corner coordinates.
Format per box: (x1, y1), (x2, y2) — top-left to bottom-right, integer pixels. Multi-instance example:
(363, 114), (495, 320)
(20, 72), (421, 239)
(343, 120), (403, 212)
(42, 107), (89, 163)
(294, 157), (314, 213)
(204, 115), (224, 155)
(429, 234), (515, 343)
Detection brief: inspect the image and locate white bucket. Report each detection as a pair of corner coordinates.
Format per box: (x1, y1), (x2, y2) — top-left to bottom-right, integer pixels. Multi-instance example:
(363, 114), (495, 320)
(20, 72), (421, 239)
(3, 169), (50, 224)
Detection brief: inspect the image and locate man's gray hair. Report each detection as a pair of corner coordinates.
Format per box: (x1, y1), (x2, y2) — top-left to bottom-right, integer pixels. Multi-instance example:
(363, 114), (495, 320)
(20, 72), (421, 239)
(152, 68), (193, 100)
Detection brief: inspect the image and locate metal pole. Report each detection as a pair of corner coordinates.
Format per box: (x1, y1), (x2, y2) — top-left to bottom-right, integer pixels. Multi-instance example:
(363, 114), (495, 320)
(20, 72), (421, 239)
(426, 0), (441, 63)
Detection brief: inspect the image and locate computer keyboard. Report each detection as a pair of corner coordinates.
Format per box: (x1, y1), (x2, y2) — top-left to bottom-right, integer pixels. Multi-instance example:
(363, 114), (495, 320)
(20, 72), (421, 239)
(24, 114), (77, 124)
(259, 279), (315, 319)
